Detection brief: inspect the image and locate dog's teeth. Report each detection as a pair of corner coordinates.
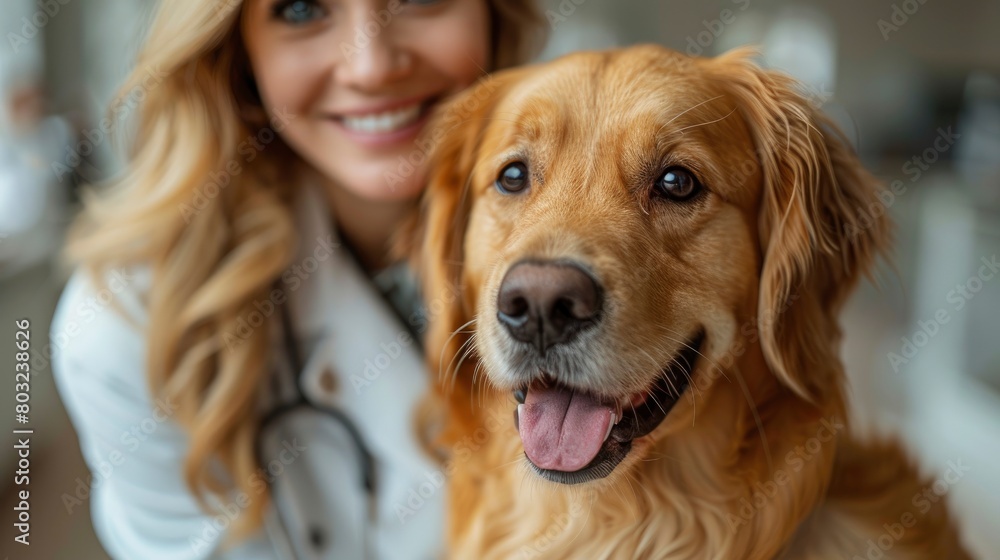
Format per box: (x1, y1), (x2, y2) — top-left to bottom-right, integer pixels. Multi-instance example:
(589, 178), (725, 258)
(604, 415), (614, 441)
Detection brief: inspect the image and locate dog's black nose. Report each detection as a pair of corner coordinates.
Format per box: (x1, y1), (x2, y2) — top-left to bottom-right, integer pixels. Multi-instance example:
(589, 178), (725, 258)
(497, 261), (602, 353)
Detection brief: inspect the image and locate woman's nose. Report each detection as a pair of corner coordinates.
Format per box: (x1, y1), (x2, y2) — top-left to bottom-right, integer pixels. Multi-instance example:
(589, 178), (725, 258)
(337, 21), (413, 91)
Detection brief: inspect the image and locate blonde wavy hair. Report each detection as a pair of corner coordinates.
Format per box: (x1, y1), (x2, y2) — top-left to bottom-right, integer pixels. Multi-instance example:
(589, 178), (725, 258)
(66, 0), (547, 546)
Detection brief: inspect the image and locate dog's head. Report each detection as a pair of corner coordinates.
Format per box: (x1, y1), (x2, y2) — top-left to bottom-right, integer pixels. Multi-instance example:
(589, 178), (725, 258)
(413, 45), (889, 485)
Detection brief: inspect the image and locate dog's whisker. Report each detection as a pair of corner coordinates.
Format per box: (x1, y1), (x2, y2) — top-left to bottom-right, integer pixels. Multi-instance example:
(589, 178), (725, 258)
(649, 324), (718, 372)
(447, 332), (477, 391)
(668, 106), (738, 137)
(646, 325), (733, 398)
(490, 455), (528, 472)
(625, 329), (712, 424)
(624, 325), (732, 426)
(454, 345), (481, 409)
(476, 360), (493, 410)
(625, 337), (699, 400)
(664, 325), (721, 420)
(451, 337), (477, 393)
(517, 465), (530, 498)
(472, 360), (486, 406)
(657, 94), (725, 134)
(634, 347), (668, 390)
(440, 317), (478, 380)
(470, 357), (479, 401)
(610, 472), (633, 519)
(688, 386), (698, 427)
(646, 390), (668, 417)
(627, 343), (670, 415)
(728, 363), (774, 472)
(623, 472), (644, 526)
(639, 452), (699, 468)
(621, 471), (640, 518)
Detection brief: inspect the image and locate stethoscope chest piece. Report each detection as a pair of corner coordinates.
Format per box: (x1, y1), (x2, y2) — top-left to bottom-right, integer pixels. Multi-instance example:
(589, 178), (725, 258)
(255, 300), (377, 559)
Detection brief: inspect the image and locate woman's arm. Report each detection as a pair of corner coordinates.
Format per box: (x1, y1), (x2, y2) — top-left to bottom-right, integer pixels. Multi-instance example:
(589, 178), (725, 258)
(50, 269), (277, 560)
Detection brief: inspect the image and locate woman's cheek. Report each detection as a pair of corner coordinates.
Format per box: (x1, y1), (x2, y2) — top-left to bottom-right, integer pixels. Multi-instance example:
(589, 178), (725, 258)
(264, 50), (328, 112)
(413, 8), (491, 83)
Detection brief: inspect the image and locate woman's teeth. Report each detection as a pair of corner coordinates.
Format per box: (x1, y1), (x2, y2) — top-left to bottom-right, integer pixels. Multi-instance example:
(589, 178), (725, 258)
(342, 103), (423, 133)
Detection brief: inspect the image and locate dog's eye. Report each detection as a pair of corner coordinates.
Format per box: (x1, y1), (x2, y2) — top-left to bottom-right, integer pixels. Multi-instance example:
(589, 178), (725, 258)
(496, 162), (529, 194)
(655, 167), (701, 201)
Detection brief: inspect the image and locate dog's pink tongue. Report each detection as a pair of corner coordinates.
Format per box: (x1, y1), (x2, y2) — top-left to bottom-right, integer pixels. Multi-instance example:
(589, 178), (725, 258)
(518, 385), (613, 472)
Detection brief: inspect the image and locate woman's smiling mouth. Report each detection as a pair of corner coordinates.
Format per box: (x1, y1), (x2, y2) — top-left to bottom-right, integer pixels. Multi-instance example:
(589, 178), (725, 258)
(343, 104), (423, 133)
(331, 95), (441, 147)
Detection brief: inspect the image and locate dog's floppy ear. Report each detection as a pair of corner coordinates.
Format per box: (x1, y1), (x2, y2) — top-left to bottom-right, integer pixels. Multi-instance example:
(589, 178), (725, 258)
(404, 72), (513, 421)
(715, 49), (892, 401)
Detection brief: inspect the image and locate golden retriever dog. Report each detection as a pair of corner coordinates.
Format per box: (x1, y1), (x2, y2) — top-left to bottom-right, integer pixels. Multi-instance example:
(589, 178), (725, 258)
(406, 45), (971, 559)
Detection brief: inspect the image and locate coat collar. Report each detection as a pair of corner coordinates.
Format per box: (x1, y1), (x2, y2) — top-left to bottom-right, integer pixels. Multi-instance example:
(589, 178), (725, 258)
(285, 181), (344, 348)
(286, 181), (424, 351)
(262, 183), (445, 557)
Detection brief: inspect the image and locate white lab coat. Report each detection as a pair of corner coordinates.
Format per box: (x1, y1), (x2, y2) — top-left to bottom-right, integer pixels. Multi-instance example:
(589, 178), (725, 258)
(51, 182), (445, 559)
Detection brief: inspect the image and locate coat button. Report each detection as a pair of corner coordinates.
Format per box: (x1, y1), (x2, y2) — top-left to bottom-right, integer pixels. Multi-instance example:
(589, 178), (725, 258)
(319, 367), (338, 395)
(308, 525), (325, 550)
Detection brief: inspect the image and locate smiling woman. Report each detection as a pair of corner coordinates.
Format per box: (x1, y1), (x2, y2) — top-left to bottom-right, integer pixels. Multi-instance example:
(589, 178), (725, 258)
(50, 0), (546, 558)
(241, 0), (493, 201)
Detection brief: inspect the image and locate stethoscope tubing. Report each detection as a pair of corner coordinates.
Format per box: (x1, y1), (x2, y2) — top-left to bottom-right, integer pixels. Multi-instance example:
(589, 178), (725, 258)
(254, 297), (378, 559)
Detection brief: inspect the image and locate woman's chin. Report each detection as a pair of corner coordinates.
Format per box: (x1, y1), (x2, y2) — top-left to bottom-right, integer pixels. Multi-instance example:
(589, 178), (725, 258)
(305, 151), (425, 203)
(330, 169), (427, 203)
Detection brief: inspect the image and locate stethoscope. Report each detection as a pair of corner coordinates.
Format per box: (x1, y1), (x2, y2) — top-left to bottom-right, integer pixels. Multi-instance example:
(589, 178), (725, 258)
(256, 291), (379, 559)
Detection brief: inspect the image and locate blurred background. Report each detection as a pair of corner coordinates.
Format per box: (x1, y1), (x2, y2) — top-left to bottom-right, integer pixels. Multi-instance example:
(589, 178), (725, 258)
(1, 0), (998, 558)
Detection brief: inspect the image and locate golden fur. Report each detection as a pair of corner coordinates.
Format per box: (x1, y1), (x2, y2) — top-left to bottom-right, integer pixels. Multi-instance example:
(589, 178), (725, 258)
(409, 45), (971, 559)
